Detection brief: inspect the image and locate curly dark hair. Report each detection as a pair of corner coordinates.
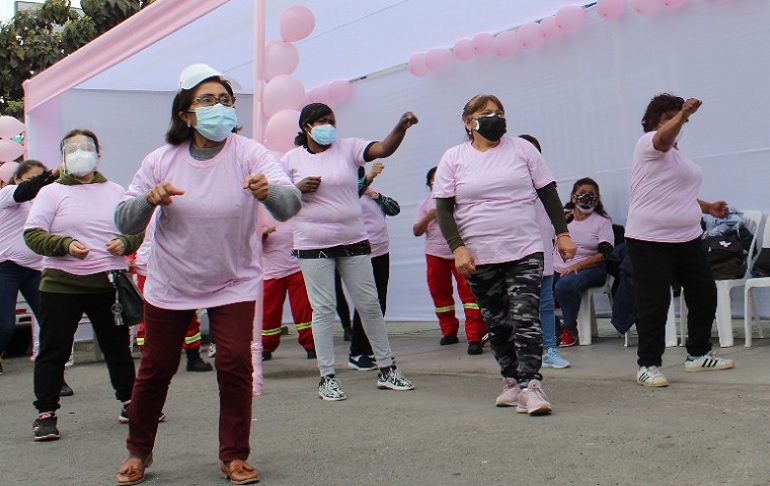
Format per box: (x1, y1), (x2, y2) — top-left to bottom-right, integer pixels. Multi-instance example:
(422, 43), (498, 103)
(294, 103), (334, 147)
(641, 93), (684, 132)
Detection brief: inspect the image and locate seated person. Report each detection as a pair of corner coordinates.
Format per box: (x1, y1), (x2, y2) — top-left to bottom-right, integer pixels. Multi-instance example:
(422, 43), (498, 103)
(553, 177), (614, 346)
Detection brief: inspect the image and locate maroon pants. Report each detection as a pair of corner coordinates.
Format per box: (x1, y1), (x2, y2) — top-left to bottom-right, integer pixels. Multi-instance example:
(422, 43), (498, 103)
(135, 274), (202, 350)
(126, 300), (255, 462)
(426, 254), (487, 342)
(262, 271), (314, 353)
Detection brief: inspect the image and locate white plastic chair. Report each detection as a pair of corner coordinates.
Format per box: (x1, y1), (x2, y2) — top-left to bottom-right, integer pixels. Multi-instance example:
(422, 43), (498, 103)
(712, 210), (763, 347)
(743, 214), (770, 347)
(576, 278), (612, 345)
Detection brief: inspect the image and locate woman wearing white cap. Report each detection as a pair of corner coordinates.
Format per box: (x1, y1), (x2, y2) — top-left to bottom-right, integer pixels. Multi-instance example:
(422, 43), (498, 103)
(114, 64), (301, 485)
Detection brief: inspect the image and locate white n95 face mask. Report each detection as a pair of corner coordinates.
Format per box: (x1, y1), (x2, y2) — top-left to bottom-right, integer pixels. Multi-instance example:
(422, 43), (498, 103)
(64, 150), (98, 177)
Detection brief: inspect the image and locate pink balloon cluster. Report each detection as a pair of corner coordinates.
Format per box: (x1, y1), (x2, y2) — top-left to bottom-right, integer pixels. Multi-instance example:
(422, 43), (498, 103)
(263, 6), (316, 153)
(407, 5), (589, 77)
(597, 0), (626, 20)
(305, 80), (353, 105)
(0, 116), (26, 162)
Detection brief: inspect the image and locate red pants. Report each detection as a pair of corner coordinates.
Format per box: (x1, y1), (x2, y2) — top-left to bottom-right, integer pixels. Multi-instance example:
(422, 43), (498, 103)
(426, 254), (487, 342)
(127, 300), (256, 462)
(136, 274), (201, 350)
(262, 271), (314, 353)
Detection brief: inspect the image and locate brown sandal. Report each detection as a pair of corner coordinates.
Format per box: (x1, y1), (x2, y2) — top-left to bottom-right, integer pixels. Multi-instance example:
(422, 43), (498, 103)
(220, 459), (260, 484)
(116, 452), (153, 486)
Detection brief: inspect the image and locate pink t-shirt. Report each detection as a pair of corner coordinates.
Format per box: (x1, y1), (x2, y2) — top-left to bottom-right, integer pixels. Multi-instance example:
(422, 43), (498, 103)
(281, 138), (370, 249)
(0, 185), (43, 270)
(535, 201), (555, 276)
(360, 187), (389, 258)
(123, 134), (293, 310)
(261, 208), (300, 280)
(134, 211), (157, 277)
(626, 132), (703, 243)
(414, 194), (453, 259)
(432, 137), (555, 265)
(552, 212), (613, 274)
(24, 180), (129, 275)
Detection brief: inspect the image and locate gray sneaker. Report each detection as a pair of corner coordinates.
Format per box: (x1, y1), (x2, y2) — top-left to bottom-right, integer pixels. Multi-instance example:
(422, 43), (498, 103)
(376, 366), (414, 391)
(318, 374), (347, 401)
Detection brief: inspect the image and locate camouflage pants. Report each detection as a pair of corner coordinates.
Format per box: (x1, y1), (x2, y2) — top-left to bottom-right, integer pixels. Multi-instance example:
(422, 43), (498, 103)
(466, 253), (544, 383)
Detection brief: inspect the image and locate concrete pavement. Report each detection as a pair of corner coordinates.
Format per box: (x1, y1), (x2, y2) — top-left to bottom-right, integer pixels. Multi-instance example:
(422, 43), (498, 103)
(1, 319), (768, 486)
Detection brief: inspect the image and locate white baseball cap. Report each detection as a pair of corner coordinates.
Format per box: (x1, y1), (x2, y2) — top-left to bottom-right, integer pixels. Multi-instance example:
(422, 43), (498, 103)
(0, 161), (20, 184)
(178, 63), (239, 91)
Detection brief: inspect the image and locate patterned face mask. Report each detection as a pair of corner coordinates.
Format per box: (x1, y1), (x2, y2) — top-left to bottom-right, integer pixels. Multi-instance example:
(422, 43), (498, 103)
(575, 193), (597, 214)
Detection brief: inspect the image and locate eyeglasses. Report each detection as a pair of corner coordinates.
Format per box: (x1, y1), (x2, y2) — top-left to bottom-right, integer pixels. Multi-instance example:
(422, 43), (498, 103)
(62, 142), (97, 155)
(191, 94), (237, 108)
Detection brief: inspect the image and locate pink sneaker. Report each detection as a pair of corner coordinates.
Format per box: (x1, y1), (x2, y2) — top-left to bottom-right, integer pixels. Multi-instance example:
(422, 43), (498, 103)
(495, 378), (520, 407)
(516, 379), (552, 415)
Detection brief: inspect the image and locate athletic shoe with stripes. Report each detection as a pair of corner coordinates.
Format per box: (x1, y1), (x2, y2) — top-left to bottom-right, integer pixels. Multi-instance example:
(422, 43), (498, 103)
(318, 374), (347, 401)
(376, 366), (414, 391)
(685, 352), (734, 372)
(636, 365), (669, 387)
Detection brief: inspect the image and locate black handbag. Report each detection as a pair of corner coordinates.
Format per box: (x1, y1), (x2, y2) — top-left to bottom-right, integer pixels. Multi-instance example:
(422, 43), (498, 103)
(108, 270), (144, 326)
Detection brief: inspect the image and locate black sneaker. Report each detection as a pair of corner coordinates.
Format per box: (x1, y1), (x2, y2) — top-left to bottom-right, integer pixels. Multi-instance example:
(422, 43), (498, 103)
(439, 335), (459, 346)
(467, 342), (483, 355)
(60, 382), (74, 397)
(306, 349), (317, 359)
(262, 351), (272, 361)
(186, 357), (213, 372)
(0, 361), (4, 375)
(119, 402), (166, 424)
(347, 354), (377, 371)
(33, 412), (59, 441)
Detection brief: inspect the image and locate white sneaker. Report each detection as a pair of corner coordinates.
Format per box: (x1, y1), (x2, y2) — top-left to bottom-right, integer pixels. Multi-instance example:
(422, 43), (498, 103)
(636, 365), (669, 387)
(207, 344), (216, 358)
(685, 352), (734, 372)
(318, 374), (347, 401)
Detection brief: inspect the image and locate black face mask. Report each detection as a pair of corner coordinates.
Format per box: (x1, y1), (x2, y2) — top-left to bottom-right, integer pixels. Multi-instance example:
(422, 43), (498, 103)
(474, 114), (507, 142)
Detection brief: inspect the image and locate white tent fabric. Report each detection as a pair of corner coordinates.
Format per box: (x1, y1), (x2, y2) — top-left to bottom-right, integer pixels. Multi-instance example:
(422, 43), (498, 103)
(23, 0), (770, 322)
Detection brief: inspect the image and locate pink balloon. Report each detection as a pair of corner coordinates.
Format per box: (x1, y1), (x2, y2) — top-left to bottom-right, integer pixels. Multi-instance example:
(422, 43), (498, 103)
(518, 23), (544, 49)
(597, 0), (625, 20)
(279, 6), (315, 42)
(631, 0), (663, 15)
(0, 115), (25, 140)
(453, 39), (475, 61)
(0, 161), (20, 183)
(425, 48), (453, 72)
(263, 74), (306, 118)
(555, 5), (586, 34)
(305, 86), (330, 105)
(264, 40), (299, 81)
(327, 80), (352, 103)
(472, 33), (495, 57)
(408, 52), (430, 77)
(539, 16), (564, 42)
(663, 0), (688, 8)
(494, 30), (520, 58)
(0, 140), (24, 163)
(264, 109), (301, 153)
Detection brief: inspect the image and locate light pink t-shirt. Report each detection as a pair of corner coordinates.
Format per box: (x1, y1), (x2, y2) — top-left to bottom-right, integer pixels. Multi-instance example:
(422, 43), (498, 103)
(24, 180), (129, 275)
(281, 138), (370, 250)
(123, 134), (293, 310)
(535, 201), (555, 276)
(626, 132), (703, 243)
(134, 211), (157, 277)
(414, 194), (454, 259)
(553, 212), (613, 274)
(0, 185), (43, 270)
(360, 187), (389, 258)
(432, 137), (555, 266)
(261, 208), (300, 280)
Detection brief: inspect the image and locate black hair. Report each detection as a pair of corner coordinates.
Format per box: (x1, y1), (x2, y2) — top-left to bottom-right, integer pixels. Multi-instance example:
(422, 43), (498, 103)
(425, 167), (437, 187)
(571, 177), (609, 218)
(641, 93), (684, 132)
(166, 76), (236, 145)
(294, 103), (334, 147)
(518, 134), (542, 153)
(12, 160), (47, 184)
(60, 129), (100, 154)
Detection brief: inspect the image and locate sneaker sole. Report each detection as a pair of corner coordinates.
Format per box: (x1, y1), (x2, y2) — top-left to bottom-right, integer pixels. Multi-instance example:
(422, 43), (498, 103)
(516, 404), (552, 415)
(636, 378), (669, 387)
(377, 383), (415, 391)
(685, 363), (734, 372)
(495, 400), (517, 407)
(318, 393), (347, 401)
(33, 433), (59, 441)
(541, 361), (571, 369)
(347, 363), (377, 371)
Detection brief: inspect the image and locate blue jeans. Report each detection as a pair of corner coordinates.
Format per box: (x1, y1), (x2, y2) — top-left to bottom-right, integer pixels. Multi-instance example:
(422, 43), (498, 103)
(0, 260), (41, 355)
(540, 275), (556, 349)
(553, 266), (607, 329)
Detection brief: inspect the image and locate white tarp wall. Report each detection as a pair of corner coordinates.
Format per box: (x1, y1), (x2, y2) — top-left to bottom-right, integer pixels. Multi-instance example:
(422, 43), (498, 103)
(24, 0), (770, 322)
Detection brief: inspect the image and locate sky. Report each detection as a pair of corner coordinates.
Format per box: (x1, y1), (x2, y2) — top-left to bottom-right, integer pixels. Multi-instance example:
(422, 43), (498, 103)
(0, 0), (81, 23)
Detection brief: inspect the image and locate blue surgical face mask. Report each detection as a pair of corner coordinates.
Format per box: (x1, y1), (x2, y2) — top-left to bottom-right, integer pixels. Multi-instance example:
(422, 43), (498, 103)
(309, 124), (337, 146)
(194, 104), (237, 142)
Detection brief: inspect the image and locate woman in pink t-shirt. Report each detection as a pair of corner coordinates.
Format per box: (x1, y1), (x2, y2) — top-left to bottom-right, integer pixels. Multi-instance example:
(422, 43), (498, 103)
(433, 94), (576, 415)
(281, 102), (417, 402)
(413, 166), (487, 354)
(114, 64), (301, 486)
(552, 178), (615, 347)
(627, 93), (733, 388)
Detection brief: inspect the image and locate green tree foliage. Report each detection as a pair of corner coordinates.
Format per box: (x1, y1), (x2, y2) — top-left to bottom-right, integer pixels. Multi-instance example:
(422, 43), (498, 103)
(0, 0), (155, 119)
